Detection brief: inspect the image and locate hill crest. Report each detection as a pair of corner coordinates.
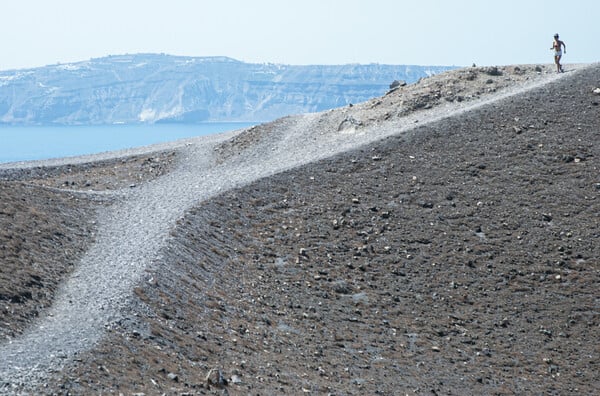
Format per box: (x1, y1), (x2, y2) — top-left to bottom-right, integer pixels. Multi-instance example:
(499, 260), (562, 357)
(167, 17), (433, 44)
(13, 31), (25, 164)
(0, 63), (598, 394)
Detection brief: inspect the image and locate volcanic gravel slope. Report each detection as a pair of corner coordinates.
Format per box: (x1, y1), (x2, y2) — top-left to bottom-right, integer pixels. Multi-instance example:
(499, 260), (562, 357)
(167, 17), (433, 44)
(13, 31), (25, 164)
(0, 151), (177, 340)
(0, 64), (599, 395)
(0, 182), (100, 341)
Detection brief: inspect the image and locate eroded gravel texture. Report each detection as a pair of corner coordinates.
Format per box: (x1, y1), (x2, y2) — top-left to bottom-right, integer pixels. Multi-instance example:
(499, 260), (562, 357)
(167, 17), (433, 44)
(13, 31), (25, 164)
(0, 150), (179, 339)
(37, 65), (600, 396)
(0, 182), (100, 341)
(0, 151), (178, 191)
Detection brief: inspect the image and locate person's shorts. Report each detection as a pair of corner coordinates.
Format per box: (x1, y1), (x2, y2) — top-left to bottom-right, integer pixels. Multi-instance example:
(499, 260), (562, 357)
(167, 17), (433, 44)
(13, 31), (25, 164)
(554, 50), (563, 57)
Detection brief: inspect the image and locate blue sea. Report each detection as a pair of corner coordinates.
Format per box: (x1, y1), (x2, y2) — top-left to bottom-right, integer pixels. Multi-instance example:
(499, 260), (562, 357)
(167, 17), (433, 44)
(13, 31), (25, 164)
(0, 123), (255, 164)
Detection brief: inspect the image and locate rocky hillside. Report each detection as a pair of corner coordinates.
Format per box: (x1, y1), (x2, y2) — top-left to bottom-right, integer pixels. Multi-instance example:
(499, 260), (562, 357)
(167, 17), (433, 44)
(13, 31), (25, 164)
(0, 63), (598, 395)
(0, 54), (453, 125)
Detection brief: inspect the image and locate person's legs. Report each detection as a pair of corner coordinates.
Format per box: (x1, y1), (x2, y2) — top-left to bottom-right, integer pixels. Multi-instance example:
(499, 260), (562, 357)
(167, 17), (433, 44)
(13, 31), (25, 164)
(554, 55), (562, 72)
(558, 55), (563, 72)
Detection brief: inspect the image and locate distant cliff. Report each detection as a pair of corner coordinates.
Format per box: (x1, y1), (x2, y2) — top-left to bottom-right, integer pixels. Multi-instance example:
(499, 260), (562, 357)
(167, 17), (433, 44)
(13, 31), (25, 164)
(0, 54), (454, 125)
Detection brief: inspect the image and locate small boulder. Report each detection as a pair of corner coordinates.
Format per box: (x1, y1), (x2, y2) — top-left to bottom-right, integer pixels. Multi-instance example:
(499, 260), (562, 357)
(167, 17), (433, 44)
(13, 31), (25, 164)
(206, 368), (227, 388)
(167, 372), (179, 382)
(389, 80), (407, 90)
(484, 66), (503, 76)
(337, 116), (362, 132)
(332, 280), (352, 294)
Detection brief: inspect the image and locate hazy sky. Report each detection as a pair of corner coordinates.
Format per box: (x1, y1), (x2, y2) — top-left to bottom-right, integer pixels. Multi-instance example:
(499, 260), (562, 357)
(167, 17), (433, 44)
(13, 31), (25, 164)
(1, 0), (598, 70)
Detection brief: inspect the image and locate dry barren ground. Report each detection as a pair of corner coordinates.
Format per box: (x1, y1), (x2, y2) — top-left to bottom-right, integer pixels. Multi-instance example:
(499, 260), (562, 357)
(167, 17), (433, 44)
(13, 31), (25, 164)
(0, 151), (177, 340)
(1, 64), (599, 395)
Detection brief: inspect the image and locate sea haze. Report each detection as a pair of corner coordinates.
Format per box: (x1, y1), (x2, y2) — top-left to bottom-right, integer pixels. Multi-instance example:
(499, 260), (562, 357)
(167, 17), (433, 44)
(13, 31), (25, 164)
(0, 122), (254, 164)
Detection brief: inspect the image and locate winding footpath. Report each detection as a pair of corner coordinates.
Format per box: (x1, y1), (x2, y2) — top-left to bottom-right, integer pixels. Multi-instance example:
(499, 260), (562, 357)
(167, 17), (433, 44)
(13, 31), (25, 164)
(0, 65), (586, 391)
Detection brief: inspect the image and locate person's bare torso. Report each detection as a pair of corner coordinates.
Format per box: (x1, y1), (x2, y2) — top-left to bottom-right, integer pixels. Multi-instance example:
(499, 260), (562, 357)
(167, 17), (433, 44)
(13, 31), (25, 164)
(553, 39), (563, 51)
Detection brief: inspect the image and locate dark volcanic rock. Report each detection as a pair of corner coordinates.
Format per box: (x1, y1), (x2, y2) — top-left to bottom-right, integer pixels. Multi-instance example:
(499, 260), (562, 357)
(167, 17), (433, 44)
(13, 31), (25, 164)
(0, 183), (99, 339)
(10, 65), (600, 395)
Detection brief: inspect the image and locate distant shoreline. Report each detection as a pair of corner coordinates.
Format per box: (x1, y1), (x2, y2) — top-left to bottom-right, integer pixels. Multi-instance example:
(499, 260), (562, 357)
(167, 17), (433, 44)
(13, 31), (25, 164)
(0, 122), (254, 166)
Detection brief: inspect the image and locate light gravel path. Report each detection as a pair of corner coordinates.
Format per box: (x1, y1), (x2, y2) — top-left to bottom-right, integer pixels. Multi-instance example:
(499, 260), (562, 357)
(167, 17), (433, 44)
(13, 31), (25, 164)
(0, 64), (589, 391)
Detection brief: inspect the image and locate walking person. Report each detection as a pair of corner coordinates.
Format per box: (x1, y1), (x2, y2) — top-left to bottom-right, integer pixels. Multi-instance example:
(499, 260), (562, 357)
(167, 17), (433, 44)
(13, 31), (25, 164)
(551, 33), (566, 73)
